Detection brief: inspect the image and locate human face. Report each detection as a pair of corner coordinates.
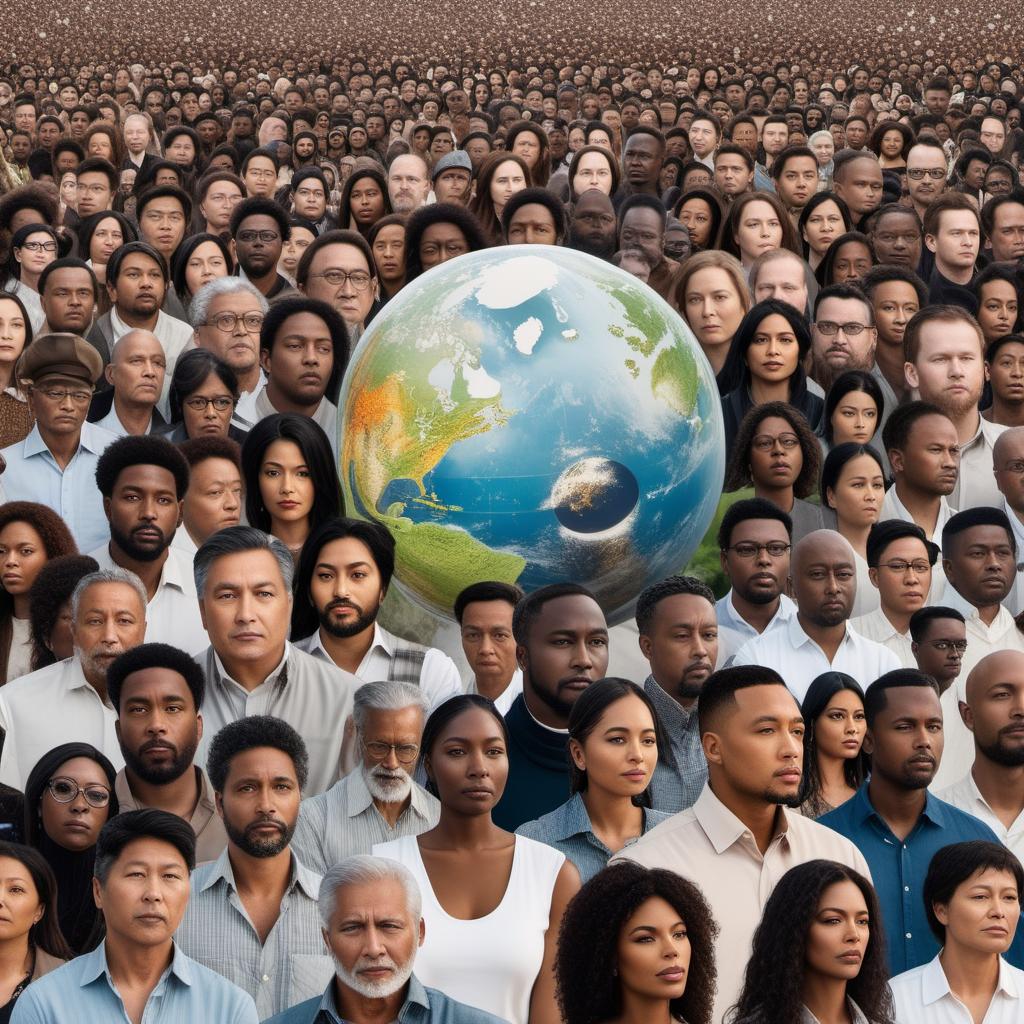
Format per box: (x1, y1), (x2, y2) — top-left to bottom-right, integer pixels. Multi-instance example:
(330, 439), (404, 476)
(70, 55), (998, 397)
(688, 118), (717, 159)
(830, 240), (872, 283)
(678, 198), (714, 249)
(0, 297), (26, 376)
(880, 129), (905, 159)
(638, 593), (718, 701)
(139, 197), (186, 260)
(934, 867), (1021, 956)
(110, 253), (166, 321)
(963, 655), (1024, 767)
(834, 158), (883, 218)
(805, 881), (871, 983)
(303, 243), (375, 327)
(871, 280), (920, 350)
(720, 515), (791, 609)
(870, 536), (932, 616)
(460, 599), (517, 688)
(619, 207), (664, 267)
(812, 296), (877, 383)
(181, 457), (242, 548)
(753, 258), (807, 311)
(0, 856), (44, 945)
(195, 292), (263, 377)
(776, 156), (819, 210)
(124, 115), (150, 154)
(978, 280), (1019, 346)
(519, 594), (609, 723)
(506, 201), (560, 245)
(280, 227), (316, 280)
(745, 311), (800, 386)
(200, 181), (243, 233)
(105, 462), (180, 563)
(905, 322), (984, 418)
(622, 133), (662, 189)
(511, 130), (541, 169)
(906, 145), (947, 211)
(572, 151), (614, 196)
(76, 171), (113, 218)
(892, 412), (960, 498)
(615, 896), (691, 1002)
(387, 156), (430, 214)
(793, 534), (857, 626)
(234, 214), (284, 279)
(419, 223), (470, 270)
(734, 200), (783, 264)
(944, 525), (1016, 610)
(181, 240), (228, 298)
(107, 331), (166, 414)
(989, 202), (1024, 263)
(28, 372), (95, 440)
(927, 210), (980, 275)
(489, 160), (528, 216)
(830, 388), (879, 446)
(347, 175), (388, 229)
(199, 549), (291, 669)
(88, 216), (125, 267)
(257, 438), (314, 532)
(985, 168), (1014, 199)
(813, 689), (866, 764)
(762, 123), (789, 156)
(748, 414), (803, 490)
(980, 118), (1006, 156)
(371, 224), (405, 286)
(713, 153), (753, 198)
(870, 205), (925, 261)
(358, 704), (424, 803)
(570, 191), (617, 255)
(217, 746), (300, 858)
(569, 693), (658, 798)
(803, 200), (845, 259)
(424, 706), (508, 814)
(309, 535), (384, 639)
(14, 230), (57, 281)
(0, 522), (47, 600)
(811, 135), (835, 166)
(863, 683), (943, 790)
(40, 756), (111, 852)
(683, 267), (746, 355)
(243, 156), (278, 198)
(434, 168), (471, 205)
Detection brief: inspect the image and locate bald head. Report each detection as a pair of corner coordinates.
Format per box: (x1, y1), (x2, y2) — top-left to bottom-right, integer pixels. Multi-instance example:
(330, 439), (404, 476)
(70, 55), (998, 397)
(995, 427), (1024, 514)
(105, 329), (166, 410)
(993, 427), (1024, 465)
(962, 649), (1024, 768)
(965, 649), (1024, 704)
(110, 329), (162, 363)
(792, 530), (857, 626)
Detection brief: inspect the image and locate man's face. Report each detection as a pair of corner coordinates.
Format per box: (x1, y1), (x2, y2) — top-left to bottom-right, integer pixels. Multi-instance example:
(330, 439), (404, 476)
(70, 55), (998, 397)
(870, 212), (923, 268)
(869, 537), (932, 617)
(569, 190), (617, 257)
(926, 210), (980, 274)
(105, 463), (181, 562)
(891, 413), (960, 497)
(792, 535), (857, 626)
(906, 322), (984, 419)
(753, 257), (807, 311)
(639, 593), (718, 700)
(116, 667), (201, 785)
(9, 135), (31, 163)
(460, 599), (517, 688)
(906, 145), (947, 210)
(980, 118), (1006, 156)
(833, 157), (884, 218)
(986, 168), (1014, 198)
(507, 203), (559, 245)
(139, 197), (187, 259)
(217, 746), (300, 858)
(387, 156), (429, 214)
(37, 121), (61, 149)
(871, 280), (920, 350)
(293, 177), (326, 221)
(194, 292), (263, 377)
(913, 617), (966, 687)
(989, 203), (1024, 263)
(40, 268), (95, 333)
(619, 207), (664, 267)
(944, 526), (1016, 609)
(105, 332), (166, 412)
(309, 535), (383, 639)
(720, 517), (791, 610)
(261, 311), (333, 408)
(109, 254), (166, 320)
(302, 243), (373, 326)
(183, 457), (242, 543)
(924, 88), (950, 116)
(433, 168), (471, 205)
(730, 123), (759, 157)
(124, 116), (150, 153)
(714, 153), (753, 196)
(27, 374), (93, 440)
(776, 156), (818, 210)
(518, 594), (609, 721)
(13, 104), (36, 133)
(622, 134), (662, 189)
(864, 685), (943, 790)
(72, 581), (147, 683)
(761, 123), (789, 156)
(844, 120), (868, 149)
(812, 296), (877, 383)
(963, 656), (1024, 766)
(688, 119), (717, 159)
(235, 215), (284, 278)
(199, 549), (290, 668)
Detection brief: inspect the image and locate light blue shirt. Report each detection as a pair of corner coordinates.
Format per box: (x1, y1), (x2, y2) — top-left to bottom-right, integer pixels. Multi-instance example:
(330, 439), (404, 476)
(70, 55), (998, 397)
(10, 939), (258, 1024)
(0, 421), (117, 553)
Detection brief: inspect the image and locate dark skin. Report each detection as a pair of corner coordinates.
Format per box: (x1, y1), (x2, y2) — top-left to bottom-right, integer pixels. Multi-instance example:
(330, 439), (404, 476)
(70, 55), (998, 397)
(233, 214), (283, 294)
(791, 531), (857, 662)
(912, 617), (967, 695)
(637, 593), (718, 707)
(718, 517), (791, 635)
(622, 133), (663, 194)
(943, 525), (1016, 627)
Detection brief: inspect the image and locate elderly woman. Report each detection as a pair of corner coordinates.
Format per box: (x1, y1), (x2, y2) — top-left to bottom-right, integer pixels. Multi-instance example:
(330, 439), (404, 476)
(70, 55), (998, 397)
(808, 130), (836, 190)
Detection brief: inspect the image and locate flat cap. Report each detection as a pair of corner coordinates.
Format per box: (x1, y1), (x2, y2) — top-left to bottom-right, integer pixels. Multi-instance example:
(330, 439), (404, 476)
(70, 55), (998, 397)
(431, 150), (472, 181)
(17, 333), (103, 386)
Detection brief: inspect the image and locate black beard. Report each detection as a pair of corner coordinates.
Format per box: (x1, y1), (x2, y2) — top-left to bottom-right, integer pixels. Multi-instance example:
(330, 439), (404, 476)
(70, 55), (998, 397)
(978, 735), (1024, 768)
(529, 678), (578, 721)
(318, 600), (378, 639)
(736, 584), (780, 606)
(224, 816), (294, 858)
(110, 522), (169, 562)
(567, 231), (616, 260)
(123, 738), (197, 786)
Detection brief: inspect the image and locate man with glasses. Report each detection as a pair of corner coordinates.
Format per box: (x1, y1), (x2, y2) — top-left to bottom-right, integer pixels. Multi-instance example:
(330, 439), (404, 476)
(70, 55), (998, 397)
(291, 680), (439, 874)
(74, 157), (118, 219)
(197, 172), (245, 237)
(905, 139), (948, 226)
(229, 197), (294, 300)
(910, 607), (967, 695)
(0, 333), (117, 551)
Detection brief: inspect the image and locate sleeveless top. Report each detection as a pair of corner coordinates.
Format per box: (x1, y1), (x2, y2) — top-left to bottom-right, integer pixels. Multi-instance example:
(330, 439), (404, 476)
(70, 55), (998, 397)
(373, 833), (565, 1024)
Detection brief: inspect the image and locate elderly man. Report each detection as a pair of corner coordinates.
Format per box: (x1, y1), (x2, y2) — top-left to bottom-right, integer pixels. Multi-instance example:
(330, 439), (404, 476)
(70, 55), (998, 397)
(88, 330), (167, 436)
(0, 567), (146, 788)
(732, 530), (901, 700)
(387, 154), (430, 215)
(291, 681), (439, 874)
(264, 856), (506, 1024)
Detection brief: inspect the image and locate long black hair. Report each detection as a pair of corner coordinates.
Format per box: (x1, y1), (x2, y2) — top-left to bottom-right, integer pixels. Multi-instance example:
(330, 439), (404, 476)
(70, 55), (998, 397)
(0, 841), (73, 961)
(821, 369), (884, 447)
(419, 694), (509, 799)
(717, 298), (812, 397)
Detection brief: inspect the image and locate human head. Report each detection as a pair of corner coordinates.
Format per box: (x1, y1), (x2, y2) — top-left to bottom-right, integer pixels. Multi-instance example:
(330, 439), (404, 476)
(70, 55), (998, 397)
(831, 151), (885, 222)
(454, 581), (524, 692)
(810, 283), (877, 391)
(296, 229), (377, 330)
(177, 436), (243, 544)
(387, 154), (430, 215)
(403, 202), (487, 281)
(867, 205), (924, 268)
(723, 401), (821, 498)
(190, 276), (268, 381)
(502, 188), (566, 246)
(909, 607), (967, 691)
(749, 250), (808, 313)
(942, 507), (1017, 612)
(718, 298), (810, 398)
(866, 519), (937, 617)
(70, 568), (148, 687)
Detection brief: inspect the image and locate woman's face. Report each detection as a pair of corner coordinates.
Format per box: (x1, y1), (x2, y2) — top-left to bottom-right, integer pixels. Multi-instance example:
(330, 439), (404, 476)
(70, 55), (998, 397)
(569, 694), (658, 800)
(295, 138), (315, 160)
(748, 415), (803, 490)
(259, 438), (314, 528)
(0, 298), (28, 368)
(679, 198), (714, 249)
(827, 453), (884, 528)
(182, 371), (236, 439)
(0, 521), (47, 597)
(420, 222), (470, 271)
(59, 172), (78, 207)
(372, 224), (406, 283)
(587, 128), (612, 152)
(659, 163), (680, 191)
(830, 389), (878, 445)
(803, 200), (844, 256)
(683, 266), (746, 352)
(430, 133), (454, 158)
(568, 126), (586, 151)
(87, 134), (113, 162)
(813, 687), (866, 764)
(425, 706), (508, 813)
(616, 896), (691, 1002)
(831, 241), (872, 283)
(881, 129), (904, 159)
(349, 176), (385, 225)
(89, 216), (125, 266)
(511, 131), (541, 168)
(40, 756), (111, 852)
(745, 312), (800, 386)
(280, 226), (316, 277)
(0, 856), (43, 944)
(934, 867), (1020, 956)
(978, 280), (1019, 345)
(489, 160), (527, 215)
(572, 151), (614, 196)
(735, 200), (784, 263)
(987, 340), (1024, 408)
(811, 135), (835, 167)
(165, 134), (196, 166)
(15, 230), (58, 279)
(184, 240), (229, 297)
(805, 880), (870, 982)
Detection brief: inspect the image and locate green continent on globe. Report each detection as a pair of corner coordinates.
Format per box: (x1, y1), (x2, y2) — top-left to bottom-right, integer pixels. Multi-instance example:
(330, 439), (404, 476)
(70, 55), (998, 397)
(651, 345), (699, 417)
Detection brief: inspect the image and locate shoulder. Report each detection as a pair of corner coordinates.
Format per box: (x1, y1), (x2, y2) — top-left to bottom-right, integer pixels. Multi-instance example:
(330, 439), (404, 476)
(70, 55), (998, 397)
(422, 984), (509, 1024)
(372, 834), (417, 861)
(888, 960), (930, 998)
(515, 797), (577, 842)
(515, 832), (567, 870)
(933, 796), (1001, 840)
(2, 660), (68, 701)
(261, 995), (321, 1024)
(182, 955), (258, 1010)
(611, 807), (700, 865)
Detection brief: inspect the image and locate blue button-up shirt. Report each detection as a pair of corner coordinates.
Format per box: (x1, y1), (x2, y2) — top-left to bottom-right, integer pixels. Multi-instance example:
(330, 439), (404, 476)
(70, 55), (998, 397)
(0, 421), (117, 553)
(819, 783), (1001, 975)
(643, 675), (708, 813)
(263, 973), (508, 1024)
(516, 791), (672, 882)
(10, 939), (258, 1024)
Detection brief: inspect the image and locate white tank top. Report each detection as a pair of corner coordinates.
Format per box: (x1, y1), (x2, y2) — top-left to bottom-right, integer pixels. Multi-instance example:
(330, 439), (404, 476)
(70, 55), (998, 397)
(373, 833), (565, 1024)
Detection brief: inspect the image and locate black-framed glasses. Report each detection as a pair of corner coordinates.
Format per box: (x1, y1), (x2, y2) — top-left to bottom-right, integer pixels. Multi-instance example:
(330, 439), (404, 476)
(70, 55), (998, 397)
(310, 269), (372, 290)
(921, 639), (968, 653)
(879, 560), (931, 574)
(907, 168), (947, 180)
(47, 777), (110, 807)
(185, 396), (235, 412)
(204, 312), (264, 333)
(362, 740), (420, 765)
(236, 229), (280, 243)
(726, 541), (791, 559)
(815, 321), (870, 336)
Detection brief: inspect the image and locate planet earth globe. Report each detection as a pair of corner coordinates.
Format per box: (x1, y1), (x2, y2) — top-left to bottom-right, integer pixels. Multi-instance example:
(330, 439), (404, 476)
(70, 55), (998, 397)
(338, 244), (725, 626)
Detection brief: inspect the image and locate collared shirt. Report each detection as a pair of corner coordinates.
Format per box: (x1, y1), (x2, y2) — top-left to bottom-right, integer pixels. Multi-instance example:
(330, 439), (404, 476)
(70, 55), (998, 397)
(291, 766), (440, 874)
(95, 403), (155, 437)
(516, 791), (671, 882)
(296, 623), (462, 712)
(0, 657), (124, 790)
(195, 642), (358, 797)
(1001, 496), (1024, 617)
(851, 606), (917, 668)
(819, 783), (999, 975)
(89, 543), (208, 655)
(612, 783), (871, 1024)
(262, 973), (507, 1024)
(952, 415), (1006, 511)
(114, 767), (228, 864)
(230, 370), (267, 431)
(889, 953), (1024, 1023)
(0, 421), (118, 553)
(800, 999), (871, 1024)
(715, 590), (795, 667)
(465, 668), (523, 716)
(109, 306), (193, 419)
(252, 387), (338, 455)
(880, 486), (954, 604)
(938, 771), (1024, 864)
(643, 674), (707, 813)
(732, 615), (901, 702)
(175, 848), (333, 1018)
(9, 939), (258, 1024)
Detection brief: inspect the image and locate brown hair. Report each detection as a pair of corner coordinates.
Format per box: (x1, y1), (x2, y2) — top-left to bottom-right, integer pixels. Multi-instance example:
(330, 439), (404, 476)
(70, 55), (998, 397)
(903, 304), (984, 364)
(468, 151), (532, 245)
(922, 190), (981, 238)
(671, 249), (751, 322)
(716, 191), (803, 262)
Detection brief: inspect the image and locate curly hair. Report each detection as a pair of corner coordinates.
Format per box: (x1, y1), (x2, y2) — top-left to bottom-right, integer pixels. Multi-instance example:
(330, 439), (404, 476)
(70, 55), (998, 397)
(27, 555), (99, 672)
(723, 401), (821, 497)
(729, 860), (892, 1024)
(556, 862), (718, 1024)
(206, 714), (309, 793)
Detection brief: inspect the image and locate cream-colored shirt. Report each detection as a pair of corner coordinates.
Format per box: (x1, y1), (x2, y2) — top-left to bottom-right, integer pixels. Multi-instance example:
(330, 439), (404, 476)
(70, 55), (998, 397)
(610, 784), (872, 1024)
(951, 416), (1006, 512)
(937, 770), (1024, 865)
(890, 953), (1024, 1023)
(851, 606), (917, 668)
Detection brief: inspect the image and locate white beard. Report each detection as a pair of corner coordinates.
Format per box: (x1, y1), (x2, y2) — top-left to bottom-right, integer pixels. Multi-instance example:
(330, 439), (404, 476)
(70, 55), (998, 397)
(361, 762), (414, 804)
(333, 953), (415, 999)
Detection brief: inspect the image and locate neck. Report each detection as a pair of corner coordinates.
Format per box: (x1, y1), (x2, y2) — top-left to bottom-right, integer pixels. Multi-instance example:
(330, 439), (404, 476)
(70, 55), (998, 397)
(732, 587), (782, 633)
(802, 973), (852, 1024)
(880, 601), (913, 636)
(373, 787), (411, 828)
(19, 270), (40, 292)
(939, 941), (1001, 1004)
(708, 775), (782, 853)
(753, 482), (795, 511)
(116, 305), (159, 331)
(749, 376), (793, 405)
(875, 342), (907, 397)
(867, 773), (927, 839)
(893, 479), (942, 535)
(245, 266), (278, 295)
(652, 671), (697, 710)
(111, 395), (154, 436)
(818, 751), (851, 796)
(936, 257), (974, 286)
(0, 361), (12, 393)
(985, 397), (1024, 428)
(124, 765), (201, 820)
(219, 644), (285, 691)
(473, 670), (515, 702)
(317, 623), (376, 675)
(229, 843), (292, 898)
(614, 989), (674, 1024)
(580, 784), (643, 838)
(701, 341), (730, 377)
(264, 379), (321, 417)
(434, 804), (505, 847)
(107, 541), (165, 601)
(522, 682), (568, 730)
(797, 612), (847, 659)
(952, 406), (981, 445)
(972, 754), (1024, 816)
(333, 977), (407, 1024)
(38, 424), (82, 468)
(104, 932), (174, 993)
(0, 934), (31, 980)
(235, 364), (261, 395)
(912, 197), (929, 221)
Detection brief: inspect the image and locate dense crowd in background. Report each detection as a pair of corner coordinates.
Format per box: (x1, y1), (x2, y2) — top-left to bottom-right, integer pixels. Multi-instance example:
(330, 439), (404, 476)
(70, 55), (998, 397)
(0, 41), (1023, 1024)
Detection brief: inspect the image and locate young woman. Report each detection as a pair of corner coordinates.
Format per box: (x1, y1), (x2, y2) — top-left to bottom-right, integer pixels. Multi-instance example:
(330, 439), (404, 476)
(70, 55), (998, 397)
(337, 167), (391, 238)
(0, 292), (33, 448)
(718, 192), (802, 274)
(506, 121), (552, 187)
(27, 555), (99, 673)
(672, 250), (751, 380)
(816, 232), (874, 287)
(567, 145), (621, 201)
(77, 211), (135, 301)
(799, 193), (853, 272)
(798, 673), (868, 819)
(723, 402), (825, 543)
(23, 743), (119, 955)
(368, 214), (407, 302)
(719, 299), (824, 451)
(819, 370), (885, 458)
(278, 218), (317, 287)
(241, 413), (343, 563)
(674, 189), (724, 254)
(731, 860), (892, 1024)
(973, 263), (1022, 349)
(170, 232), (233, 315)
(163, 349), (245, 444)
(983, 333), (1024, 427)
(0, 503), (77, 684)
(374, 695), (579, 1024)
(820, 443), (886, 616)
(870, 121), (914, 173)
(469, 152), (530, 245)
(556, 861), (717, 1024)
(3, 225), (58, 333)
(517, 680), (672, 883)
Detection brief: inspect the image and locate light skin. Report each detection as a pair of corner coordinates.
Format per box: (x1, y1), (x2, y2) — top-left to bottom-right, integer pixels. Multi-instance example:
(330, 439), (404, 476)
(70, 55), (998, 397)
(734, 200), (783, 267)
(193, 291), (264, 396)
(812, 690), (866, 811)
(0, 856), (44, 1007)
(824, 454), (884, 558)
(0, 298), (27, 394)
(358, 706), (425, 827)
(833, 157), (883, 221)
(811, 295), (877, 391)
(72, 581), (147, 701)
(714, 153), (753, 198)
(257, 439), (314, 552)
(460, 599), (518, 700)
(182, 457), (241, 546)
(803, 200), (845, 268)
(830, 389), (878, 446)
(977, 280), (1019, 348)
(868, 536), (932, 635)
(681, 267), (746, 375)
(906, 322), (986, 442)
(925, 210), (980, 285)
(302, 243), (375, 329)
(752, 256), (807, 313)
(744, 311), (800, 405)
(104, 331), (166, 435)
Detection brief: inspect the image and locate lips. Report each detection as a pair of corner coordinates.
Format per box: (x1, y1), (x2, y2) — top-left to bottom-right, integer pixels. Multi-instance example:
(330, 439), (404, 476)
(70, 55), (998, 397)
(657, 967), (685, 980)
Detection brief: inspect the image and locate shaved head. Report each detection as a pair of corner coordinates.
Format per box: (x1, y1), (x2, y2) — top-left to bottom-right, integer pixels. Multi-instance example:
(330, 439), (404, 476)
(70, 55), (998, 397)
(965, 649), (1024, 704)
(993, 427), (1024, 464)
(963, 649), (1024, 768)
(792, 529), (858, 626)
(793, 529), (857, 572)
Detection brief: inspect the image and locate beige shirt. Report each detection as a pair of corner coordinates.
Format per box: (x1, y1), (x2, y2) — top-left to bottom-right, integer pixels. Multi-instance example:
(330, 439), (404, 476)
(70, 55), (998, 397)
(610, 784), (872, 1024)
(937, 771), (1024, 865)
(951, 415), (1006, 511)
(851, 606), (917, 668)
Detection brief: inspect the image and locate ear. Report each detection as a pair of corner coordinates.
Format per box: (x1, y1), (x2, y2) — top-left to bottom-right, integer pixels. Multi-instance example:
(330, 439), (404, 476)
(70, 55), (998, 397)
(198, 597), (208, 632)
(904, 361), (919, 390)
(701, 729), (723, 767)
(259, 348), (272, 375)
(889, 448), (905, 474)
(92, 875), (103, 911)
(568, 738), (586, 772)
(114, 719), (122, 744)
(214, 790), (225, 819)
(175, 500), (184, 529)
(959, 700), (974, 731)
(861, 728), (875, 757)
(985, 361), (991, 384)
(933, 900), (949, 927)
(825, 486), (836, 511)
(516, 643), (528, 673)
(868, 567), (879, 589)
(104, 363), (115, 386)
(924, 232), (937, 254)
(196, 712), (204, 742)
(418, 916), (426, 948)
(103, 496), (111, 521)
(638, 632), (654, 662)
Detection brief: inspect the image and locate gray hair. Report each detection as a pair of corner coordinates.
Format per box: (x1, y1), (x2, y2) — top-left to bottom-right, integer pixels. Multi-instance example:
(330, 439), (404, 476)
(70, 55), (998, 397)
(70, 568), (148, 621)
(194, 525), (294, 596)
(318, 856), (422, 929)
(189, 276), (268, 330)
(748, 247), (806, 289)
(353, 681), (428, 736)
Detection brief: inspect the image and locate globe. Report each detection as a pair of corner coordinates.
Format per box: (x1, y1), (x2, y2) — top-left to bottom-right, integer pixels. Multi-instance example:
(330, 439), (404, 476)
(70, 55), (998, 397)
(338, 244), (725, 626)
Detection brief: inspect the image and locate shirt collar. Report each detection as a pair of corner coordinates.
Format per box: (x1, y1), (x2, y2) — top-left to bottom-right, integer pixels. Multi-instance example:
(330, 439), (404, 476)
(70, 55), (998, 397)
(540, 792), (595, 841)
(788, 614), (852, 650)
(315, 973), (430, 1022)
(80, 940), (193, 988)
(345, 765), (435, 822)
(692, 783), (790, 854)
(853, 781), (949, 829)
(211, 644), (289, 692)
(201, 846), (318, 900)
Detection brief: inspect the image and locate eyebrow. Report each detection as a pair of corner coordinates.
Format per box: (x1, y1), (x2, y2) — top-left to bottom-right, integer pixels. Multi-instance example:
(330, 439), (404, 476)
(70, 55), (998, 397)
(751, 714), (804, 726)
(443, 736), (505, 744)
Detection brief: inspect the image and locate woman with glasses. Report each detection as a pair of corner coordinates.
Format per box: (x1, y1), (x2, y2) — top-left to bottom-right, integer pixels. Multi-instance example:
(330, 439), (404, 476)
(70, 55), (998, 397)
(160, 349), (246, 444)
(2, 225), (59, 334)
(23, 742), (118, 954)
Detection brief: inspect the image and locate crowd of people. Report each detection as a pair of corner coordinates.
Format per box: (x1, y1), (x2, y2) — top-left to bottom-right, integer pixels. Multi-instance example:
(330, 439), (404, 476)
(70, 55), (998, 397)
(0, 40), (1023, 1024)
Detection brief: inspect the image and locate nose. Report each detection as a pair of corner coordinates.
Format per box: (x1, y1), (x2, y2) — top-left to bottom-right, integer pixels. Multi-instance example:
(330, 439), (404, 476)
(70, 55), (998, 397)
(570, 639), (594, 670)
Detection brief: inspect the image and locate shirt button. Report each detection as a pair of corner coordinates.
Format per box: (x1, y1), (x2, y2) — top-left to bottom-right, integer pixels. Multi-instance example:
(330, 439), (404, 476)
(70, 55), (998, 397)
(262, 975), (270, 983)
(905, 932), (912, 939)
(904, 886), (910, 892)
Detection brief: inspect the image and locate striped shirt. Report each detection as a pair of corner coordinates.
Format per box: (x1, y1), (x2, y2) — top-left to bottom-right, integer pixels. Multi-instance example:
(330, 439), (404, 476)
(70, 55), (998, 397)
(174, 848), (334, 1019)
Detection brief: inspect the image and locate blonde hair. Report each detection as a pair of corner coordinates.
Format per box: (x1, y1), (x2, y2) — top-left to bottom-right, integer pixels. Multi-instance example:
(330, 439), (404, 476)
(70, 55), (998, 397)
(671, 250), (752, 325)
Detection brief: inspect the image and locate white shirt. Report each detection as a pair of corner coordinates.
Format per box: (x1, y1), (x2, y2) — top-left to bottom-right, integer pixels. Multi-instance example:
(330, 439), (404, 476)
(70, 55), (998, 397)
(1001, 495), (1024, 617)
(295, 622), (461, 711)
(880, 486), (954, 604)
(937, 771), (1024, 864)
(889, 953), (1024, 1023)
(852, 550), (880, 617)
(0, 657), (124, 789)
(252, 386), (337, 455)
(952, 416), (1006, 512)
(851, 606), (917, 668)
(465, 668), (523, 716)
(715, 590), (795, 668)
(230, 370), (267, 431)
(732, 615), (901, 702)
(2, 278), (44, 333)
(109, 306), (193, 419)
(88, 544), (208, 655)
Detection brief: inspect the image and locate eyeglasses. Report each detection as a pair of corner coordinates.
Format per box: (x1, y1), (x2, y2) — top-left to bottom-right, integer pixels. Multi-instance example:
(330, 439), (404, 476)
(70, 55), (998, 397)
(363, 740), (420, 765)
(185, 396), (234, 412)
(907, 168), (947, 180)
(815, 321), (870, 336)
(879, 560), (932, 574)
(47, 777), (111, 807)
(726, 541), (791, 559)
(236, 229), (280, 243)
(921, 639), (968, 653)
(19, 240), (58, 253)
(751, 433), (800, 451)
(310, 269), (373, 290)
(204, 311), (264, 333)
(33, 387), (92, 404)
